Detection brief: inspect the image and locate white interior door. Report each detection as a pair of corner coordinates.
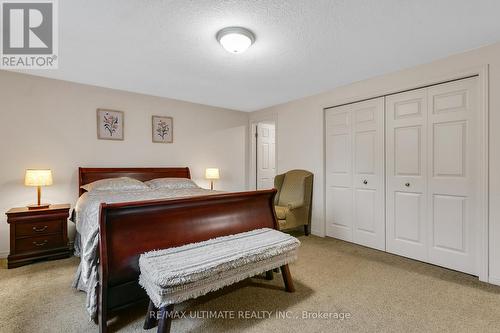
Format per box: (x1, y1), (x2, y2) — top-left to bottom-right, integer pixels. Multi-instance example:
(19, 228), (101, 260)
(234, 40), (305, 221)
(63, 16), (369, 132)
(325, 105), (353, 241)
(257, 123), (276, 190)
(326, 98), (385, 250)
(386, 88), (428, 261)
(386, 77), (480, 274)
(426, 78), (479, 274)
(352, 98), (385, 250)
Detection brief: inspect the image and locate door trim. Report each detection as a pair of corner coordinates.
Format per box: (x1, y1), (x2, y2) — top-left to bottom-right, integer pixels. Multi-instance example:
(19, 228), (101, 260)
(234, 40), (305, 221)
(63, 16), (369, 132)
(323, 65), (489, 282)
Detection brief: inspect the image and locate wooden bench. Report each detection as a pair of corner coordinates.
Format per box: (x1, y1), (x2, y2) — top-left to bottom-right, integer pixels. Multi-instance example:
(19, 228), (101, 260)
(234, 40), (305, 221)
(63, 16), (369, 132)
(138, 228), (300, 333)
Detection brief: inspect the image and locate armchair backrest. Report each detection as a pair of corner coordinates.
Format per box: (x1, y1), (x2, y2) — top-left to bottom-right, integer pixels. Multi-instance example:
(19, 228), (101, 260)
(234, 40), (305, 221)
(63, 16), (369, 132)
(274, 169), (313, 207)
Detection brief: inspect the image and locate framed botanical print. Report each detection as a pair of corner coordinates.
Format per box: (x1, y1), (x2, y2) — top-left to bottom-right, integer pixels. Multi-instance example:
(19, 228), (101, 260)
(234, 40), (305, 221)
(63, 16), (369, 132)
(97, 109), (124, 140)
(152, 116), (173, 143)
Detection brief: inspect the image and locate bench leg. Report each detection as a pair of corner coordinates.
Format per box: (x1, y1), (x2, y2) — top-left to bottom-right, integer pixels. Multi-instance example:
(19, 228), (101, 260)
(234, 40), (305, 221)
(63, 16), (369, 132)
(157, 304), (174, 333)
(265, 270), (274, 280)
(304, 224), (310, 236)
(280, 264), (295, 293)
(144, 300), (159, 329)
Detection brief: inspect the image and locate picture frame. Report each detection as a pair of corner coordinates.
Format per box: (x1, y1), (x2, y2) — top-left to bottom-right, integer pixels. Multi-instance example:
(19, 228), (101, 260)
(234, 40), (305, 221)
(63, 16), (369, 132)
(97, 109), (124, 140)
(152, 115), (173, 143)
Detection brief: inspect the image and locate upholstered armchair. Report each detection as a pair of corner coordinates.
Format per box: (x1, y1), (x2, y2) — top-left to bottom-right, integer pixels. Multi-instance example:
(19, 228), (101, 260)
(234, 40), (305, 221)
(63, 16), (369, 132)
(273, 170), (313, 235)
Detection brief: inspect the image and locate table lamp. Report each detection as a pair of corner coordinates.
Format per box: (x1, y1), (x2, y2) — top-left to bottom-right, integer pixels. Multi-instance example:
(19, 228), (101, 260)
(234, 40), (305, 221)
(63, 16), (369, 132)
(205, 168), (220, 190)
(25, 169), (53, 210)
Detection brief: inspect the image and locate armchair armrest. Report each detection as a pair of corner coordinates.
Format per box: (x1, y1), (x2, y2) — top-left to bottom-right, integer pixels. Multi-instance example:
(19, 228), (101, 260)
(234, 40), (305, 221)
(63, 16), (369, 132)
(287, 200), (304, 210)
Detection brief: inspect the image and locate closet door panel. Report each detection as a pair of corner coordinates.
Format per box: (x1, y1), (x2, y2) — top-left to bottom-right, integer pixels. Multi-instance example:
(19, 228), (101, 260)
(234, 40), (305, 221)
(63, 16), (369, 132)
(326, 186), (353, 240)
(325, 106), (353, 241)
(325, 98), (385, 250)
(427, 78), (479, 274)
(386, 89), (428, 261)
(352, 98), (385, 250)
(394, 191), (424, 243)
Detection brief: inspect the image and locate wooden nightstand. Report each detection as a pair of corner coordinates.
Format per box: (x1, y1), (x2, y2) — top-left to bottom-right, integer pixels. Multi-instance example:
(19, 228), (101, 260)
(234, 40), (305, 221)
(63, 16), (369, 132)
(6, 204), (71, 268)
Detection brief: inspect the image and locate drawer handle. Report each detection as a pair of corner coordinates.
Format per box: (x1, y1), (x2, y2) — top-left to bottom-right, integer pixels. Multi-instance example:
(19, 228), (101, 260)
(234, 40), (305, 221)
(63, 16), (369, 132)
(32, 226), (48, 232)
(363, 180), (368, 185)
(405, 182), (410, 187)
(33, 240), (48, 247)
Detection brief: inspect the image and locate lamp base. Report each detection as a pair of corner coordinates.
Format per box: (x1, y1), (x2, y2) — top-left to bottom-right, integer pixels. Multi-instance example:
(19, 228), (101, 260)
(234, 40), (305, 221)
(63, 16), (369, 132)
(27, 204), (51, 210)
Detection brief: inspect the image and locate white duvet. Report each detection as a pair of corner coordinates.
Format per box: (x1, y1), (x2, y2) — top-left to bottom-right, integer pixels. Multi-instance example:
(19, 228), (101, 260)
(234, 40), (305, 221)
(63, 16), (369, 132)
(72, 187), (219, 321)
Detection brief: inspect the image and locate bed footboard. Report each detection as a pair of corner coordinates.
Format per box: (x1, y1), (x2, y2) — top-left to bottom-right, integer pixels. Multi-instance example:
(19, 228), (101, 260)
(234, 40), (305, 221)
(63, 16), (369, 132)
(97, 189), (278, 333)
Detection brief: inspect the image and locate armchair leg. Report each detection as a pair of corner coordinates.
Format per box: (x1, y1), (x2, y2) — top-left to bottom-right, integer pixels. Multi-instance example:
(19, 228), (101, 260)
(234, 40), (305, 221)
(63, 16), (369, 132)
(304, 225), (310, 236)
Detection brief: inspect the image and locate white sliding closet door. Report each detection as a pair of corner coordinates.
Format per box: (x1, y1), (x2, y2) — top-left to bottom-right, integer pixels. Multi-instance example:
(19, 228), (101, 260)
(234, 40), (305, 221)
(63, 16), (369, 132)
(386, 77), (480, 274)
(386, 88), (428, 261)
(325, 104), (353, 241)
(426, 78), (479, 274)
(325, 98), (385, 250)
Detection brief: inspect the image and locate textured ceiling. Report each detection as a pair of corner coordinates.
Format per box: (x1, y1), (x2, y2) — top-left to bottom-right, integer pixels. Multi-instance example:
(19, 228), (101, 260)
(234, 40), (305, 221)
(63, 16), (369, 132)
(20, 0), (500, 111)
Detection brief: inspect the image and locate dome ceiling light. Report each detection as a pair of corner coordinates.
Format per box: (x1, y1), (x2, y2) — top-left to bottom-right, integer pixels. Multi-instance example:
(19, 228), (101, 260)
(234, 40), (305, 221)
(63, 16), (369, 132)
(216, 27), (255, 54)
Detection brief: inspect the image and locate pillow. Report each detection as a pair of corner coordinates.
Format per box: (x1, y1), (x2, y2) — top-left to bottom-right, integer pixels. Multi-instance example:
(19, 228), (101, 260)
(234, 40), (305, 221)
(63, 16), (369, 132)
(81, 177), (149, 192)
(145, 178), (199, 190)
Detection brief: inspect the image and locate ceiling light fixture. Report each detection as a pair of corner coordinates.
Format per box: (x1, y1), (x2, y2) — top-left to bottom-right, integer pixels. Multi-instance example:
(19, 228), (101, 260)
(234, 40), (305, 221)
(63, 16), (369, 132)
(216, 27), (255, 54)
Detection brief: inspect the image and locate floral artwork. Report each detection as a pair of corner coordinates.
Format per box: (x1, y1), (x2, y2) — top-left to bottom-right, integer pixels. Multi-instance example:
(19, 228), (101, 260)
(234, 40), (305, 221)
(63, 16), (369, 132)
(156, 120), (169, 139)
(97, 109), (124, 140)
(152, 116), (173, 143)
(104, 114), (119, 136)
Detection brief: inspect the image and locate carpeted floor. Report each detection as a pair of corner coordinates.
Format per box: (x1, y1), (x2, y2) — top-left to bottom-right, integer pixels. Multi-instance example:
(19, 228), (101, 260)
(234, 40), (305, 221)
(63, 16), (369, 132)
(2, 235), (500, 333)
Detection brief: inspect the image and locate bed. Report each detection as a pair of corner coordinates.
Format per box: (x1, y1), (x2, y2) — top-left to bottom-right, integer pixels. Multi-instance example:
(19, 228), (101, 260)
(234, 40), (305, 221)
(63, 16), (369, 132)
(72, 167), (278, 333)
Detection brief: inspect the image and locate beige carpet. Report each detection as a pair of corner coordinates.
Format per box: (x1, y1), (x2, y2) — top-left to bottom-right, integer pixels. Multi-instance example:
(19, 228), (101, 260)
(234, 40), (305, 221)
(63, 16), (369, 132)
(2, 235), (500, 333)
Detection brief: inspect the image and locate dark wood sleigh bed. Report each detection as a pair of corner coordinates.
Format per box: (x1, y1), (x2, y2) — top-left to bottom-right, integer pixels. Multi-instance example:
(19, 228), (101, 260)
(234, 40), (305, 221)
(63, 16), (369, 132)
(78, 167), (279, 333)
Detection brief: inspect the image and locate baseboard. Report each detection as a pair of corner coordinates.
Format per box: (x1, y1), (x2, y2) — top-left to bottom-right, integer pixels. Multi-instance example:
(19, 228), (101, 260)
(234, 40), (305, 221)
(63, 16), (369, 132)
(488, 276), (500, 286)
(311, 228), (325, 237)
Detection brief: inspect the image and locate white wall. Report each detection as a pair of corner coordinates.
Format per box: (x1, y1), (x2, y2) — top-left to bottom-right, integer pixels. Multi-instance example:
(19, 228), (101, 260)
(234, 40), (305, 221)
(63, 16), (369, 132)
(250, 41), (500, 284)
(0, 70), (249, 257)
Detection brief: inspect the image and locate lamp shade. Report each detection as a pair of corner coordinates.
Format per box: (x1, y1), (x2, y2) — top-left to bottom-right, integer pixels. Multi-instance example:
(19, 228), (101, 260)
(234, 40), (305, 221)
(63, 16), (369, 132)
(205, 168), (220, 180)
(24, 169), (53, 187)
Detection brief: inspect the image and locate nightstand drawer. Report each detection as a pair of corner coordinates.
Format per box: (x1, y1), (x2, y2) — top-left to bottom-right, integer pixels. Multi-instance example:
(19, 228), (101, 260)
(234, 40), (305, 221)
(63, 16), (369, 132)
(15, 234), (64, 253)
(15, 220), (62, 237)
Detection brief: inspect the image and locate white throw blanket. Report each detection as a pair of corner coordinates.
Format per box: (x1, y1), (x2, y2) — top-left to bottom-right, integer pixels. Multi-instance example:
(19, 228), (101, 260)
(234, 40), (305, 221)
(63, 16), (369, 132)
(72, 187), (220, 320)
(139, 228), (300, 307)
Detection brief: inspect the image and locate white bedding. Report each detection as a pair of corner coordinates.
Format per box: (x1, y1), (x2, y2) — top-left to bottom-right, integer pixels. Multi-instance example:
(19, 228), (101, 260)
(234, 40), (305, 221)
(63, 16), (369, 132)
(72, 187), (220, 321)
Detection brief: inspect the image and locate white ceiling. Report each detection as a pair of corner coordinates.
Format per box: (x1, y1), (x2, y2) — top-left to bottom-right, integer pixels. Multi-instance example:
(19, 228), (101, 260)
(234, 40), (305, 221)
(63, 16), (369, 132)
(22, 0), (500, 111)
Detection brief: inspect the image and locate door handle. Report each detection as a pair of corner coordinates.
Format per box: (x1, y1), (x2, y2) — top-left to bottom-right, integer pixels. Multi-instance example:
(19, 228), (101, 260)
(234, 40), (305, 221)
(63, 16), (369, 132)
(405, 182), (410, 187)
(33, 240), (48, 247)
(363, 180), (368, 185)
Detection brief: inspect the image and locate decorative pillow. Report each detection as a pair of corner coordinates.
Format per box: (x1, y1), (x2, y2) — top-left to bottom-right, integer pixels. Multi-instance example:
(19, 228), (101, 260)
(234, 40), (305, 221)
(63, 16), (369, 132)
(145, 178), (199, 190)
(81, 177), (149, 192)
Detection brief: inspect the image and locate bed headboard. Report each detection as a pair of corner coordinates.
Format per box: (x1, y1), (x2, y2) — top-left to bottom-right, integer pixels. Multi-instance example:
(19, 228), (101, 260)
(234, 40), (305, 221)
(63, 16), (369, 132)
(78, 167), (191, 196)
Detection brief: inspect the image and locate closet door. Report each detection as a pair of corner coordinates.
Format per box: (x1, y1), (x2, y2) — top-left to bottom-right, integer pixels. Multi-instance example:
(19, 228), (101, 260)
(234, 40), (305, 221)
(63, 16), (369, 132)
(325, 104), (353, 241)
(352, 98), (385, 250)
(325, 98), (385, 250)
(386, 89), (428, 261)
(427, 78), (479, 274)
